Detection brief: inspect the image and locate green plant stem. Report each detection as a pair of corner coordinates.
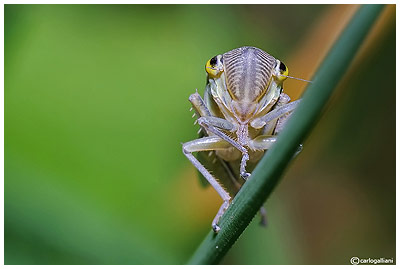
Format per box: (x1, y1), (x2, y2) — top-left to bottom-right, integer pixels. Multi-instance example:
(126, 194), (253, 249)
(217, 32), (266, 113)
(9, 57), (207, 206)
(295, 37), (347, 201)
(188, 4), (384, 265)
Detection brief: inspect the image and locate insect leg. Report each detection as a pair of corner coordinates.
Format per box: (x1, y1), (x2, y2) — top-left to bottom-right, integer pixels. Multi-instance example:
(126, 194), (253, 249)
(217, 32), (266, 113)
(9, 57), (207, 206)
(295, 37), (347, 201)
(253, 93), (302, 153)
(250, 133), (301, 158)
(249, 135), (277, 150)
(198, 116), (235, 132)
(189, 92), (242, 151)
(272, 93), (293, 135)
(262, 93), (291, 135)
(189, 92), (235, 136)
(182, 136), (232, 233)
(239, 151), (250, 180)
(259, 206), (267, 227)
(189, 91), (212, 118)
(197, 117), (251, 180)
(271, 94), (303, 156)
(251, 99), (301, 129)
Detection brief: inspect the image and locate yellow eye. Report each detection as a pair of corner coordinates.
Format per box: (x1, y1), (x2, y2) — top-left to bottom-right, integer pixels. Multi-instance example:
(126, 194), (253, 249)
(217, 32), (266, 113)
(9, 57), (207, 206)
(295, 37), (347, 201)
(276, 61), (289, 82)
(205, 56), (223, 78)
(279, 62), (289, 76)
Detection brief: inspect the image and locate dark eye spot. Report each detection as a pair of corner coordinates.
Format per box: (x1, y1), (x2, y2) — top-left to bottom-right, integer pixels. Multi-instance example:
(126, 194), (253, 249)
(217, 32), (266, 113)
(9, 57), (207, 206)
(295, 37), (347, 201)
(210, 56), (218, 66)
(279, 62), (286, 72)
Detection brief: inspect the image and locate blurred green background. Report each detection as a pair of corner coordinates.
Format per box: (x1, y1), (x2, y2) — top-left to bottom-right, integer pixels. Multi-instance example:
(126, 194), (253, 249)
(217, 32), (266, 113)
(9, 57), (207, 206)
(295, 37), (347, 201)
(5, 4), (395, 265)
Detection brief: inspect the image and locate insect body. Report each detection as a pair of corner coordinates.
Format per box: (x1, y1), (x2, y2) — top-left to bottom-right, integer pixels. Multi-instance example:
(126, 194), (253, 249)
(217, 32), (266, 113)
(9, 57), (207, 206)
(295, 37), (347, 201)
(182, 46), (301, 233)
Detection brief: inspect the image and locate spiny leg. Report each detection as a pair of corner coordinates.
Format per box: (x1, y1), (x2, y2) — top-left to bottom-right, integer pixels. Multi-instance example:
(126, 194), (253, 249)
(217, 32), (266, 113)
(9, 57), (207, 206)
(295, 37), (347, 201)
(189, 92), (242, 151)
(182, 136), (232, 233)
(240, 153), (250, 180)
(197, 117), (251, 181)
(237, 124), (251, 180)
(189, 92), (238, 138)
(189, 91), (212, 118)
(189, 91), (251, 180)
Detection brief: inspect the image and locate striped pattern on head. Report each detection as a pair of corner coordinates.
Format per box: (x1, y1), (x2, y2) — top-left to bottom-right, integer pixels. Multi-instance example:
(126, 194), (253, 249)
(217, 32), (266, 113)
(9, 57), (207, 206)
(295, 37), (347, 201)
(222, 46), (277, 102)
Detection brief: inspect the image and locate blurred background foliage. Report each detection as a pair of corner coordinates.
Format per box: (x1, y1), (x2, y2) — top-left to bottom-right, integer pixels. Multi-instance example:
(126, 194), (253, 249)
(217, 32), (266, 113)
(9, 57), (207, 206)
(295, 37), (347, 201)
(5, 4), (395, 265)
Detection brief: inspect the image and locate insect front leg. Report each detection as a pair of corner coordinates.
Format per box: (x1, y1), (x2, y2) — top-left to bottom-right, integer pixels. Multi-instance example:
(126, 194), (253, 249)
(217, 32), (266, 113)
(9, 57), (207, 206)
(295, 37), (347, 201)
(189, 91), (212, 118)
(182, 136), (232, 233)
(196, 116), (252, 180)
(270, 94), (303, 156)
(189, 91), (252, 180)
(251, 94), (303, 156)
(251, 98), (301, 130)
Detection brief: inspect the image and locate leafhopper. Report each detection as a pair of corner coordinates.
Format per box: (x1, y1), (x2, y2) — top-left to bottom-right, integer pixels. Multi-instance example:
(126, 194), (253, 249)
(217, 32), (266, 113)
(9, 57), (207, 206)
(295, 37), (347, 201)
(183, 46), (303, 233)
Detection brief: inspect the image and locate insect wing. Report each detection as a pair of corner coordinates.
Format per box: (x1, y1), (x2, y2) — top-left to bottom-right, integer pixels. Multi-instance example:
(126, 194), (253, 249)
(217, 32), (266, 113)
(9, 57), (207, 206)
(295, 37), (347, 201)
(195, 150), (243, 196)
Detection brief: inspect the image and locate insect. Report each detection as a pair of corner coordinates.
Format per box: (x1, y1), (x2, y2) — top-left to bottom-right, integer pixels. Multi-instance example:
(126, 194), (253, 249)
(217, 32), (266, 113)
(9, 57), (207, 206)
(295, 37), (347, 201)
(182, 46), (303, 233)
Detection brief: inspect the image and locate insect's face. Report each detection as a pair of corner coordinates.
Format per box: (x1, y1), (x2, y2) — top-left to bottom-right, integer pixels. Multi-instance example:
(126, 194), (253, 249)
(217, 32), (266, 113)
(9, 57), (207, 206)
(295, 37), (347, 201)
(205, 46), (289, 123)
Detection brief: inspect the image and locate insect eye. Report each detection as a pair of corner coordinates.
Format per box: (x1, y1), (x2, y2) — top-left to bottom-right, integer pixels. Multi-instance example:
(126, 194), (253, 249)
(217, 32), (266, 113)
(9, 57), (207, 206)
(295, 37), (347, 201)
(275, 60), (289, 81)
(279, 62), (287, 73)
(205, 55), (223, 77)
(209, 56), (218, 66)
